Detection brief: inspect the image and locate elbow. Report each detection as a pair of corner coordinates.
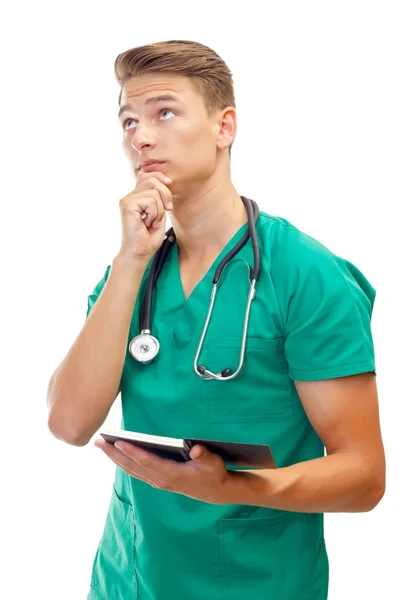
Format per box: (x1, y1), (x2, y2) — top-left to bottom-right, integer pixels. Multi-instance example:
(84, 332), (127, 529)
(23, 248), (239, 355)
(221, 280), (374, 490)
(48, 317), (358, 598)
(47, 413), (91, 447)
(68, 435), (91, 447)
(365, 480), (386, 511)
(47, 388), (92, 447)
(367, 454), (387, 511)
(362, 465), (386, 511)
(355, 451), (386, 512)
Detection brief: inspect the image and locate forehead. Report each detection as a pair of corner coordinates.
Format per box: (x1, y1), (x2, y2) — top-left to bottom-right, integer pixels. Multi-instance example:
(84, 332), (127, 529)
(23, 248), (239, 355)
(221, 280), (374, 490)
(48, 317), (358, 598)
(120, 73), (198, 107)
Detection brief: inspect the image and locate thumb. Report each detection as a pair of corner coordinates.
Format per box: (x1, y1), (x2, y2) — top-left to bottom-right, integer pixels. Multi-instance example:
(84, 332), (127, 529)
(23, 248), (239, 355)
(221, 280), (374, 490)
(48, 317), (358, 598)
(189, 445), (208, 460)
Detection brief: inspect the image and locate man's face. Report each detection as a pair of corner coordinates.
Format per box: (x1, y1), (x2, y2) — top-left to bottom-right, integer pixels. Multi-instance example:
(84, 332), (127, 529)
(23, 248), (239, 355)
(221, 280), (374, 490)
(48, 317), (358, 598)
(118, 73), (233, 188)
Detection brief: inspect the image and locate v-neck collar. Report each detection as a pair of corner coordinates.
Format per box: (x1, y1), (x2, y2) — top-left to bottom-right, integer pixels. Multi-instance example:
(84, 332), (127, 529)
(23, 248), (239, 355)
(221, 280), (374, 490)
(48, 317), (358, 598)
(173, 219), (250, 303)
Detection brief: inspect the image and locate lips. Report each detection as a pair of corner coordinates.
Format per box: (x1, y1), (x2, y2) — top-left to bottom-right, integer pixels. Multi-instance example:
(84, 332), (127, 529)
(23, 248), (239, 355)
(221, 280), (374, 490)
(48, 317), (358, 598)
(140, 161), (165, 173)
(140, 161), (166, 172)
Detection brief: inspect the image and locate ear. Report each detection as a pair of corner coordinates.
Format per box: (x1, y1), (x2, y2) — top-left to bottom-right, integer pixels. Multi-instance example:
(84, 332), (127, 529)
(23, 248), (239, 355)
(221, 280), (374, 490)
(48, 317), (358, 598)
(216, 107), (237, 151)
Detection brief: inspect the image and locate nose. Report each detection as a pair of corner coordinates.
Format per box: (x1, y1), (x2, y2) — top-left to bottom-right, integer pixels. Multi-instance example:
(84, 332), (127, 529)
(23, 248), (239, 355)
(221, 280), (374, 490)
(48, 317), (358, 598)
(131, 124), (156, 152)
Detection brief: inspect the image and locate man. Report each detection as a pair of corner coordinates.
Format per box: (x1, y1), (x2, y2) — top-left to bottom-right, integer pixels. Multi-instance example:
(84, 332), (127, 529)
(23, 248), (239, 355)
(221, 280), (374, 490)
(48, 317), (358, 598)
(47, 40), (386, 600)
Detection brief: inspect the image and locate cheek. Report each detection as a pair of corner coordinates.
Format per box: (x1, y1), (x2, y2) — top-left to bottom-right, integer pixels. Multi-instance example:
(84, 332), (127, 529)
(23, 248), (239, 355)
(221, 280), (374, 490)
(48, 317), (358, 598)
(178, 124), (216, 161)
(174, 120), (212, 146)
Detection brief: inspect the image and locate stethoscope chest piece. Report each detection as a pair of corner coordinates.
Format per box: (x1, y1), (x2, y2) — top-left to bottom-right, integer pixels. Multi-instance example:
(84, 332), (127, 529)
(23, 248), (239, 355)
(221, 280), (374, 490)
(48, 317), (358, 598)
(129, 330), (160, 363)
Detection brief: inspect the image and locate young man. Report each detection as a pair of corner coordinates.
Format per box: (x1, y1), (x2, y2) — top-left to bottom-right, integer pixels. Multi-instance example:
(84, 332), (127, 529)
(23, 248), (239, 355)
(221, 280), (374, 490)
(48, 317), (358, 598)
(47, 40), (386, 600)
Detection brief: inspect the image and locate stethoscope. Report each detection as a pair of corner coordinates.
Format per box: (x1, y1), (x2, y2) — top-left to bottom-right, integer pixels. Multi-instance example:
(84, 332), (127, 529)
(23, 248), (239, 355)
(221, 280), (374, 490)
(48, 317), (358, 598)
(128, 195), (260, 380)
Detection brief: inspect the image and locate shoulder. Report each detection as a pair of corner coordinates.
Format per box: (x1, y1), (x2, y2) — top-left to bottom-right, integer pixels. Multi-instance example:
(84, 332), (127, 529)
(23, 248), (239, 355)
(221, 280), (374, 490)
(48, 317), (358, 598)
(257, 210), (333, 266)
(256, 209), (376, 305)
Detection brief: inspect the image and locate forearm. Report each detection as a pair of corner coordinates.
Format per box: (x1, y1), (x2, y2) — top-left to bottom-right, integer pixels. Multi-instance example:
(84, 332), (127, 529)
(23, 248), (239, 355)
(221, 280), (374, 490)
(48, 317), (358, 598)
(230, 450), (385, 513)
(47, 253), (148, 446)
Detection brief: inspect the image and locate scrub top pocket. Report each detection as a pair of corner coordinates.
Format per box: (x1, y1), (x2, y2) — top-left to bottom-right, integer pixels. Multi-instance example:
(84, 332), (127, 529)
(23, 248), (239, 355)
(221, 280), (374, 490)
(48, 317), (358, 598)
(216, 512), (312, 600)
(208, 336), (294, 423)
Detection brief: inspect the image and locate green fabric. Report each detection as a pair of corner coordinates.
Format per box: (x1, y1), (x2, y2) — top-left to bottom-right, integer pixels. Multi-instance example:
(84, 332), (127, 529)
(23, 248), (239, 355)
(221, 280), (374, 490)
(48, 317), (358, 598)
(86, 264), (112, 318)
(86, 211), (376, 599)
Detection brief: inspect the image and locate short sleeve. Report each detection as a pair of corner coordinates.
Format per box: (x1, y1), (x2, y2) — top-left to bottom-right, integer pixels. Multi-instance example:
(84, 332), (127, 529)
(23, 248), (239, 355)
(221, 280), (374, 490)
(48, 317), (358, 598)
(86, 264), (112, 320)
(273, 226), (376, 381)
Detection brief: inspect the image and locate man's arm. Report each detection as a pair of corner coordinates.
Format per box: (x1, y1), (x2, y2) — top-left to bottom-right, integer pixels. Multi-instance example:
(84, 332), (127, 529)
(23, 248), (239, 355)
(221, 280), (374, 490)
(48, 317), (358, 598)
(47, 254), (148, 446)
(228, 372), (386, 512)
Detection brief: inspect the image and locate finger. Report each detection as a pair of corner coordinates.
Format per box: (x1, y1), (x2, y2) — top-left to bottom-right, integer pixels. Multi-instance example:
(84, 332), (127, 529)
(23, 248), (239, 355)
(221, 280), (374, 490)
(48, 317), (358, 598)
(115, 441), (180, 471)
(142, 192), (166, 230)
(142, 192), (160, 228)
(99, 442), (179, 490)
(114, 441), (151, 463)
(138, 170), (172, 188)
(139, 174), (173, 211)
(129, 189), (159, 228)
(153, 177), (173, 211)
(96, 440), (152, 480)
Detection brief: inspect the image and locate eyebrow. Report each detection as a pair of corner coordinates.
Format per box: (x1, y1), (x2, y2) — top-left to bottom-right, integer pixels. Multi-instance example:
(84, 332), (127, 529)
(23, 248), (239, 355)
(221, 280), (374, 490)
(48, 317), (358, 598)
(118, 94), (180, 119)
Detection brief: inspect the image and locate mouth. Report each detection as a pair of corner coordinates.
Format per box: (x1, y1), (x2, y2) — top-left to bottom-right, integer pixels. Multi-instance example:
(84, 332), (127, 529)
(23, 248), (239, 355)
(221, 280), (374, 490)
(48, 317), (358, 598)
(139, 160), (166, 172)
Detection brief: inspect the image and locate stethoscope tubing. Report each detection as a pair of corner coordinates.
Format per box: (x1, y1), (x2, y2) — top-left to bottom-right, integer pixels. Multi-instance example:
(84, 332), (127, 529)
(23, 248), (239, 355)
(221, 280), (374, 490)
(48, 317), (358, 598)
(139, 196), (260, 333)
(129, 196), (261, 376)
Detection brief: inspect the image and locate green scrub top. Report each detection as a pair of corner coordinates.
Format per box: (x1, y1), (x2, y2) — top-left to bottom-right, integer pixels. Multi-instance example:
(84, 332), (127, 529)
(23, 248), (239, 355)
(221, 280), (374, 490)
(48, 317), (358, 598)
(85, 210), (376, 600)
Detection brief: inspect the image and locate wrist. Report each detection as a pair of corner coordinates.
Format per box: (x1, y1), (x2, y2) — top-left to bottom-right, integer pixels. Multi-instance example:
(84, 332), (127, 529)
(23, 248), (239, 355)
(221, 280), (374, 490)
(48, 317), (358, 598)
(113, 252), (151, 271)
(224, 469), (268, 505)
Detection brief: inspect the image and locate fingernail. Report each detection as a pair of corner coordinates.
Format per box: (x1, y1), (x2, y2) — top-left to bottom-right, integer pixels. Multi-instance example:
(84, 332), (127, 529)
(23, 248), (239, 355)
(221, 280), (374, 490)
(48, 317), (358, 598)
(168, 202), (173, 210)
(165, 176), (172, 183)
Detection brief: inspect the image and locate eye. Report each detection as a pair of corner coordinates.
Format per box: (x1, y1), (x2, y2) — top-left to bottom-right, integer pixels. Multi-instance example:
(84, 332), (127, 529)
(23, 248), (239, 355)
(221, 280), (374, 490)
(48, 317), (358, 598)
(159, 108), (176, 120)
(122, 108), (176, 131)
(122, 118), (136, 131)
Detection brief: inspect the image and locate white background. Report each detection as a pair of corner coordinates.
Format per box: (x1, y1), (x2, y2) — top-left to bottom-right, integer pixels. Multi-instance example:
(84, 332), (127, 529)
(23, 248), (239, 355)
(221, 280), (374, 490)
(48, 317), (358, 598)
(1, 1), (405, 598)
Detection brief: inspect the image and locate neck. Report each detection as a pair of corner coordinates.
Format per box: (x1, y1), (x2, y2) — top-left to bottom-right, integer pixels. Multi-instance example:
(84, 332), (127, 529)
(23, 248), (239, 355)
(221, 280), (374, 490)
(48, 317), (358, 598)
(169, 179), (248, 264)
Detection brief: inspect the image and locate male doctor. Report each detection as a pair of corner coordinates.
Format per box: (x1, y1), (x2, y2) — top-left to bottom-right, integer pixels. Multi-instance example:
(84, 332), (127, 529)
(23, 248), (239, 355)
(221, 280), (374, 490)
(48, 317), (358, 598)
(47, 40), (386, 600)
